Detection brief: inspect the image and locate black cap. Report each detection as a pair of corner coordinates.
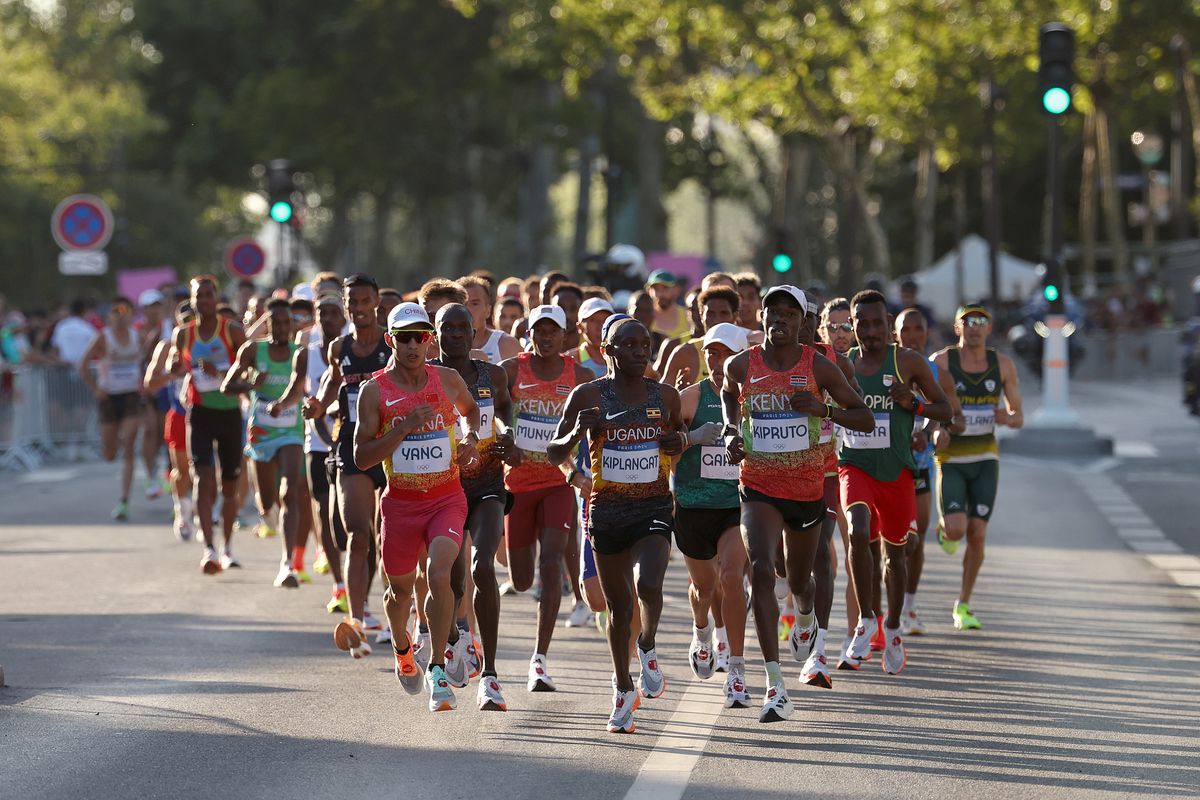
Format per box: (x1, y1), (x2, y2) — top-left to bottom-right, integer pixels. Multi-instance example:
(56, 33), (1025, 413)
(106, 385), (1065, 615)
(342, 272), (378, 290)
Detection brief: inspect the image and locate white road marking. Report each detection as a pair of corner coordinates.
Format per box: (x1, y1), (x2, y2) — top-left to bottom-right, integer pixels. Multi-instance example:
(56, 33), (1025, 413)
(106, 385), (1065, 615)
(16, 468), (80, 485)
(1167, 571), (1200, 588)
(1145, 554), (1200, 572)
(1114, 441), (1159, 458)
(623, 679), (726, 800)
(1118, 527), (1170, 540)
(1129, 539), (1184, 554)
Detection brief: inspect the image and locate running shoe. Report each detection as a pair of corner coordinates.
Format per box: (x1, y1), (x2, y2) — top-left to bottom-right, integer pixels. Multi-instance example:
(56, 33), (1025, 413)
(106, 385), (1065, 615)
(637, 645), (665, 699)
(326, 587), (348, 614)
(362, 610), (383, 631)
(144, 480), (162, 501)
(465, 635), (482, 679)
(273, 563), (300, 589)
(714, 636), (730, 673)
(173, 515), (193, 543)
(566, 601), (592, 628)
(427, 665), (456, 712)
(256, 515), (277, 538)
(394, 646), (423, 695)
(294, 568), (312, 584)
(801, 651), (833, 689)
(444, 634), (470, 688)
(414, 631), (431, 672)
(847, 616), (877, 661)
(200, 546), (221, 575)
(111, 501), (129, 521)
(787, 616), (817, 662)
(688, 630), (716, 681)
(219, 549), (240, 570)
(499, 580), (519, 596)
(836, 638), (861, 671)
(900, 608), (926, 636)
(477, 675), (507, 712)
(952, 602), (982, 630)
(312, 549), (330, 575)
(758, 683), (794, 723)
(882, 626), (906, 674)
(334, 617), (371, 658)
(723, 667), (751, 709)
(610, 673), (641, 711)
(527, 654), (556, 692)
(607, 688), (637, 734)
(870, 620), (886, 652)
(375, 626), (392, 647)
(937, 524), (958, 555)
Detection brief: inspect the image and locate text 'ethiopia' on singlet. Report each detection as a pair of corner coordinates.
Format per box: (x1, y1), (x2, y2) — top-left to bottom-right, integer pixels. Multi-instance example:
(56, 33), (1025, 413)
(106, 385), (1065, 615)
(938, 348), (1001, 464)
(587, 377), (673, 531)
(432, 357), (502, 502)
(336, 332), (391, 439)
(375, 365), (462, 501)
(739, 345), (823, 502)
(675, 380), (739, 509)
(506, 352), (578, 493)
(839, 344), (917, 481)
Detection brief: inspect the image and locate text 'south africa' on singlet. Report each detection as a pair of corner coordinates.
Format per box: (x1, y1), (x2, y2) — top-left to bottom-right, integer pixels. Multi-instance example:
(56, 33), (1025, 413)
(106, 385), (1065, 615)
(181, 318), (238, 410)
(506, 353), (578, 493)
(432, 358), (502, 501)
(839, 345), (917, 482)
(739, 345), (823, 502)
(587, 378), (673, 531)
(248, 341), (302, 445)
(675, 380), (739, 509)
(335, 332), (391, 442)
(375, 366), (462, 501)
(939, 348), (1001, 464)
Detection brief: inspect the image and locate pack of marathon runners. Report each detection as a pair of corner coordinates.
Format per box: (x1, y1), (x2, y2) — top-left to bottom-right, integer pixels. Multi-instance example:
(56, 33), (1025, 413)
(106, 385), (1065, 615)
(107, 254), (1026, 731)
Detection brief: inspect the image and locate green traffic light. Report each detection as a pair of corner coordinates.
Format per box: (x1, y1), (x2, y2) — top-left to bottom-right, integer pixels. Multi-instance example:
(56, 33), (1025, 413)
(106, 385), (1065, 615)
(1042, 87), (1071, 115)
(1043, 284), (1060, 302)
(772, 253), (793, 273)
(270, 200), (293, 223)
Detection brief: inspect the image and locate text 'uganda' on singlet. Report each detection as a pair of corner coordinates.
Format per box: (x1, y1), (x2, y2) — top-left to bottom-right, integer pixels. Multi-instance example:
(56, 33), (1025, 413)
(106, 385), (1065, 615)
(181, 317), (238, 410)
(674, 379), (739, 509)
(375, 365), (462, 501)
(586, 378), (673, 532)
(839, 344), (917, 482)
(247, 341), (302, 445)
(937, 348), (1001, 464)
(506, 352), (578, 493)
(432, 357), (502, 502)
(336, 332), (391, 440)
(738, 345), (823, 502)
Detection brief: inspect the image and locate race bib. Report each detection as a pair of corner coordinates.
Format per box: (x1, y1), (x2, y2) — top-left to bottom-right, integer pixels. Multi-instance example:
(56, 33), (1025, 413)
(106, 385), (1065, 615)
(107, 361), (142, 392)
(514, 412), (556, 454)
(390, 429), (451, 474)
(843, 413), (891, 450)
(819, 415), (834, 444)
(601, 441), (660, 484)
(700, 445), (739, 480)
(258, 399), (298, 428)
(961, 406), (996, 437)
(460, 399), (495, 442)
(749, 412), (810, 453)
(346, 387), (359, 423)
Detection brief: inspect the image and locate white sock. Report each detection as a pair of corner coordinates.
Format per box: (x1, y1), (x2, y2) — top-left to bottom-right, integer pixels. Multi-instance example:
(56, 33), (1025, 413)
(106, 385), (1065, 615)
(695, 622), (713, 642)
(815, 628), (827, 654)
(902, 592), (916, 614)
(714, 626), (728, 645)
(764, 660), (783, 687)
(796, 609), (815, 631)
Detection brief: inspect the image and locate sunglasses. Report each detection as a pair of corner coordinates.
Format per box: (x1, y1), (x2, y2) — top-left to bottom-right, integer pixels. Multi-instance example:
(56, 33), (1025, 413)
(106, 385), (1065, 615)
(825, 322), (853, 332)
(390, 329), (433, 345)
(961, 316), (990, 328)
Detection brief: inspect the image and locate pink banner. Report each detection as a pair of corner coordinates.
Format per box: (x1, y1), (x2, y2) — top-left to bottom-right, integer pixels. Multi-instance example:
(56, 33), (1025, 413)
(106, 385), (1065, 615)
(646, 252), (712, 292)
(117, 267), (178, 306)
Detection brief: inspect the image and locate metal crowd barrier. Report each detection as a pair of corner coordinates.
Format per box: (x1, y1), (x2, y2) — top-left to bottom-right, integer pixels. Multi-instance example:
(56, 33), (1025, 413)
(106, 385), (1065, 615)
(0, 364), (99, 471)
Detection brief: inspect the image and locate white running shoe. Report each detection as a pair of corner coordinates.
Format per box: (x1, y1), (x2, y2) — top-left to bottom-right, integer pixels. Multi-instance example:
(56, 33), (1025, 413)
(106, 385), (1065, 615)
(723, 667), (751, 709)
(607, 688), (637, 733)
(882, 626), (906, 675)
(637, 645), (665, 699)
(173, 515), (192, 543)
(527, 654), (556, 692)
(273, 563), (299, 588)
(758, 683), (794, 723)
(200, 546), (221, 575)
(362, 610), (383, 631)
(836, 638), (861, 671)
(477, 675), (507, 712)
(787, 616), (818, 662)
(688, 630), (716, 681)
(565, 601), (592, 628)
(801, 651), (833, 689)
(444, 634), (470, 688)
(219, 549), (240, 570)
(499, 580), (519, 596)
(900, 608), (926, 636)
(714, 636), (731, 673)
(847, 616), (878, 661)
(427, 665), (456, 712)
(375, 626), (392, 647)
(414, 630), (431, 672)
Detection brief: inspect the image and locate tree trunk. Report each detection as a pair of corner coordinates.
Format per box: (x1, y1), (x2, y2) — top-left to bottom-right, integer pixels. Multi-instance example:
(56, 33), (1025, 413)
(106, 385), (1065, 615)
(1094, 99), (1130, 282)
(1079, 112), (1099, 296)
(369, 187), (393, 284)
(954, 169), (968, 308)
(1177, 37), (1200, 199)
(574, 133), (598, 270)
(834, 129), (861, 296)
(855, 166), (891, 278)
(914, 137), (938, 271)
(635, 108), (668, 253)
(779, 134), (814, 282)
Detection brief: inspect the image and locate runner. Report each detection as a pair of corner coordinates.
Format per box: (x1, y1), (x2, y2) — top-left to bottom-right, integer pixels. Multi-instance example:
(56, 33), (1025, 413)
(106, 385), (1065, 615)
(79, 296), (144, 520)
(137, 289), (171, 502)
(501, 304), (593, 693)
(548, 315), (685, 733)
(430, 303), (516, 711)
(675, 322), (751, 707)
(931, 303), (1023, 630)
(144, 301), (196, 540)
(377, 288), (403, 328)
(839, 290), (952, 674)
(734, 273), (763, 333)
(353, 302), (481, 711)
(572, 297), (614, 378)
(721, 286), (872, 722)
(551, 282), (584, 352)
(660, 286), (740, 390)
(495, 297), (525, 339)
(460, 275), (521, 364)
(222, 297), (308, 588)
(168, 277), (247, 572)
(303, 274), (390, 656)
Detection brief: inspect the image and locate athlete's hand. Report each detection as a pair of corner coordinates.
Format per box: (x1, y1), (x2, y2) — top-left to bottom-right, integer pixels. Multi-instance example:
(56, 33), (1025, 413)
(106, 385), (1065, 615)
(674, 367), (693, 392)
(994, 405), (1009, 426)
(302, 396), (325, 420)
(400, 404), (436, 435)
(570, 471), (592, 498)
(888, 381), (916, 411)
(456, 435), (479, 467)
(660, 430), (686, 457)
(199, 359), (219, 378)
(789, 391), (824, 416)
(932, 429), (951, 451)
(910, 429), (928, 453)
(493, 429), (514, 461)
(504, 446), (524, 467)
(576, 407), (602, 438)
(249, 369), (268, 390)
(724, 433), (746, 465)
(688, 421), (722, 447)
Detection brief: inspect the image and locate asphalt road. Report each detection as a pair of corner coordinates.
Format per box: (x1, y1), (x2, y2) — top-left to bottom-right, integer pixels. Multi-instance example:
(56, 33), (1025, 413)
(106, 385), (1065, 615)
(2, 386), (1199, 799)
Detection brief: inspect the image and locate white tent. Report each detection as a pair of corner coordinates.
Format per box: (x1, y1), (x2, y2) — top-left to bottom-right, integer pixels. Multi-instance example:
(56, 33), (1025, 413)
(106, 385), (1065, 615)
(899, 234), (1041, 319)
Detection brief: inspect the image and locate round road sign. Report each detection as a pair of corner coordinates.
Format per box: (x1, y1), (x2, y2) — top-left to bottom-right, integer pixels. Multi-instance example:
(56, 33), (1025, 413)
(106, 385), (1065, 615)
(224, 237), (267, 279)
(51, 194), (114, 252)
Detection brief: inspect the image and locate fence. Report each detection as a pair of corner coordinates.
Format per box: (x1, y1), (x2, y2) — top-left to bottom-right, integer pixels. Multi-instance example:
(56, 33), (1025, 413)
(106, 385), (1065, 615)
(0, 364), (99, 471)
(1071, 327), (1183, 382)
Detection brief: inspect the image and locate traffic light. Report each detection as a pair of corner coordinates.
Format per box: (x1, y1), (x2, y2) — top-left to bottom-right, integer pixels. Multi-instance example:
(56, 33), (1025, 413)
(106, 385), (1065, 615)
(771, 228), (793, 273)
(1041, 258), (1065, 313)
(1038, 23), (1075, 116)
(266, 159), (295, 223)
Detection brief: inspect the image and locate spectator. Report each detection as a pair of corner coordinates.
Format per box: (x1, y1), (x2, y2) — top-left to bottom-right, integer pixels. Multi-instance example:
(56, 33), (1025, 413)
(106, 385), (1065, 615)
(50, 299), (99, 367)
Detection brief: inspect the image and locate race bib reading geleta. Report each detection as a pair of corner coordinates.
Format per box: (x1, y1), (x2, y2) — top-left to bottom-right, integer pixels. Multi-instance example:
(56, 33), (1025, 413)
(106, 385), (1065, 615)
(842, 413), (891, 449)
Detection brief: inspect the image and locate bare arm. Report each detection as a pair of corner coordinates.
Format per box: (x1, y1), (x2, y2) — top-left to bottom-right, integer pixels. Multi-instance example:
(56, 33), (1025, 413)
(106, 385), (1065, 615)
(79, 333), (105, 397)
(934, 359), (965, 434)
(547, 385), (599, 467)
(812, 354), (874, 432)
(220, 340), (258, 395)
(997, 353), (1024, 429)
(489, 364), (513, 436)
(894, 348), (952, 424)
(498, 332), (522, 360)
(143, 340), (171, 392)
(270, 347), (309, 412)
(661, 343), (699, 394)
(305, 337), (344, 418)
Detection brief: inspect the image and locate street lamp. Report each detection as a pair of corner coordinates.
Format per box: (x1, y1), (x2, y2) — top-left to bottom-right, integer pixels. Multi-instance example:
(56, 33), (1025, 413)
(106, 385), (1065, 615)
(1131, 130), (1164, 272)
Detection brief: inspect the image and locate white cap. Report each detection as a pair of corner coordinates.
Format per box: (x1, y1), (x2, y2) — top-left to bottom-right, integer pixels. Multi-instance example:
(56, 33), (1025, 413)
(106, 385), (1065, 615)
(138, 289), (164, 308)
(387, 302), (433, 330)
(292, 283), (315, 302)
(528, 304), (567, 329)
(606, 243), (647, 279)
(762, 285), (808, 312)
(702, 322), (749, 353)
(578, 297), (614, 321)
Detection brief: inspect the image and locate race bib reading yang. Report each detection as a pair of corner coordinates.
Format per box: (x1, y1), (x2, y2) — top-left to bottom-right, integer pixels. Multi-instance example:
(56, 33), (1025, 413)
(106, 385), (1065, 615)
(390, 429), (451, 474)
